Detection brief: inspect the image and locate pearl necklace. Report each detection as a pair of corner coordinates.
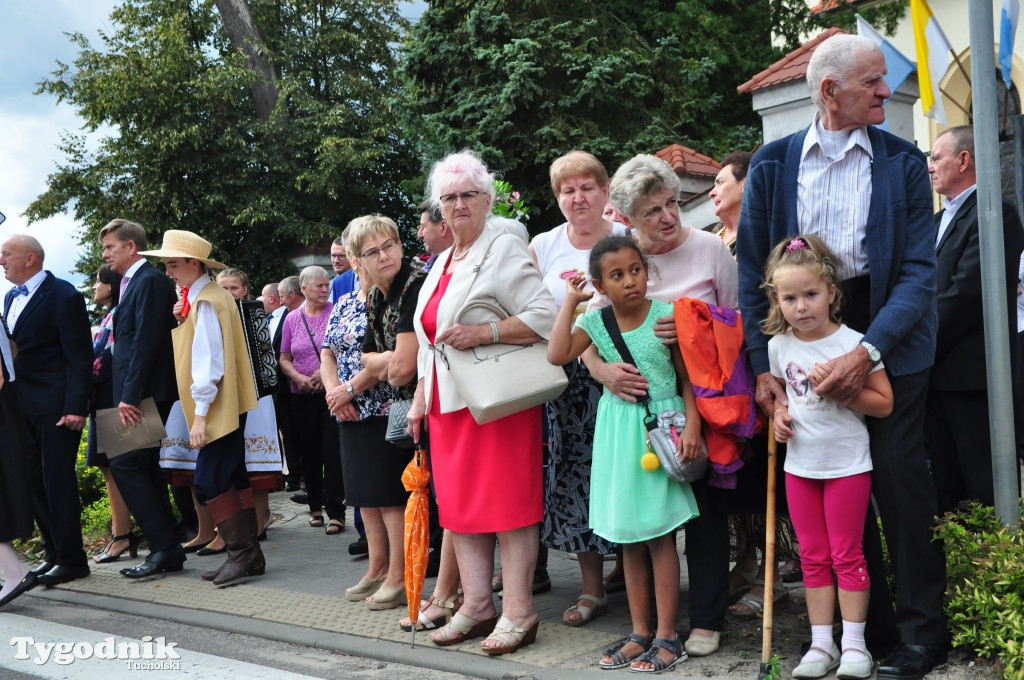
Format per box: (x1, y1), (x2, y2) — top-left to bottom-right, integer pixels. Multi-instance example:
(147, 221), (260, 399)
(450, 249), (469, 261)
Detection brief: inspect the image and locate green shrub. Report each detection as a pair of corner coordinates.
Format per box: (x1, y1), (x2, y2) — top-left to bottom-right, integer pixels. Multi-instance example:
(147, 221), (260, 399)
(75, 425), (105, 507)
(934, 500), (1024, 680)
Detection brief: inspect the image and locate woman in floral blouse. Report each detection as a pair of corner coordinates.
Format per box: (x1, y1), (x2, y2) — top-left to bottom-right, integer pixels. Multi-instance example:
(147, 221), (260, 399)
(321, 214), (423, 612)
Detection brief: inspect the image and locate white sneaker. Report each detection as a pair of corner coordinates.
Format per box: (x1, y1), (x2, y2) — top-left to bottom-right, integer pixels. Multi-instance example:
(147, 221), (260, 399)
(837, 649), (873, 680)
(792, 643), (841, 679)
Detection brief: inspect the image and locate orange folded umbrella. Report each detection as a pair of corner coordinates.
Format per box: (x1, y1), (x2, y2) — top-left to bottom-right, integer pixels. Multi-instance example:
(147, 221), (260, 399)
(402, 445), (431, 647)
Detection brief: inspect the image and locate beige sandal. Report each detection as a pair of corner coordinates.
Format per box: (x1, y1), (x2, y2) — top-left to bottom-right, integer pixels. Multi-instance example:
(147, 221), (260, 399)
(562, 592), (607, 627)
(729, 577), (789, 619)
(481, 615), (539, 655)
(431, 611), (498, 646)
(399, 594), (459, 632)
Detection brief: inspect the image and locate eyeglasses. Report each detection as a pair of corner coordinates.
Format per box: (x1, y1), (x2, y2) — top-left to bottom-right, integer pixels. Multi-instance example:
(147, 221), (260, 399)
(439, 190), (482, 206)
(330, 253), (348, 260)
(360, 240), (398, 261)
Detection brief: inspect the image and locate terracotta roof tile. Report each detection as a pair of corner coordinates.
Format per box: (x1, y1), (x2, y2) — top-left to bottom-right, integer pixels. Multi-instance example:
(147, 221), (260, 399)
(809, 0), (844, 13)
(737, 27), (848, 94)
(810, 0), (876, 15)
(655, 144), (721, 178)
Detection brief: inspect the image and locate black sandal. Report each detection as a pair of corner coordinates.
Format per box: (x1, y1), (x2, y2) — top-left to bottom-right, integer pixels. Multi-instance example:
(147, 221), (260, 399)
(308, 514), (324, 527)
(598, 633), (654, 670)
(92, 533), (139, 564)
(629, 636), (687, 674)
(325, 519), (344, 535)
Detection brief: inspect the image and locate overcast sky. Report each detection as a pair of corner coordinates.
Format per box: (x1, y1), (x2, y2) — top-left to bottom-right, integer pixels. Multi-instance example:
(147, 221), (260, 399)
(0, 0), (425, 298)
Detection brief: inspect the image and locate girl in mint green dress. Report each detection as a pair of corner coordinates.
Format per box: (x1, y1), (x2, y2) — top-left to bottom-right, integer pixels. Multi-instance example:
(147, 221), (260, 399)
(548, 235), (700, 673)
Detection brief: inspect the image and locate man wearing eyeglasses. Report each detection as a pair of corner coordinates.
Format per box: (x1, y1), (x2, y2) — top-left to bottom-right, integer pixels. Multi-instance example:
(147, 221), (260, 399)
(328, 237), (359, 304)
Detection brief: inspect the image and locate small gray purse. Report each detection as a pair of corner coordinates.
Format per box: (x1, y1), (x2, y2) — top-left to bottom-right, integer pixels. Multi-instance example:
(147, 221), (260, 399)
(385, 397), (415, 448)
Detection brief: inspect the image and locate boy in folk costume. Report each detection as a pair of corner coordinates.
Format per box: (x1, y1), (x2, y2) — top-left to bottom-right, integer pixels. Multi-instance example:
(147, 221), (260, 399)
(140, 231), (262, 585)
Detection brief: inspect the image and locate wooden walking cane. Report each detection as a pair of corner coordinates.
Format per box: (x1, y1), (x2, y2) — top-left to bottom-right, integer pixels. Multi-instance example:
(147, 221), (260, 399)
(758, 420), (778, 680)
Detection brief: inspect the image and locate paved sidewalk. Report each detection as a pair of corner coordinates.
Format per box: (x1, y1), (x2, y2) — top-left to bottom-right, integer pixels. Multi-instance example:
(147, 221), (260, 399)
(25, 492), (987, 680)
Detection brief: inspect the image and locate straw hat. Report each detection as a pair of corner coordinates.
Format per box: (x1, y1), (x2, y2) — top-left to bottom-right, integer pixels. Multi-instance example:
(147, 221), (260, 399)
(138, 230), (228, 269)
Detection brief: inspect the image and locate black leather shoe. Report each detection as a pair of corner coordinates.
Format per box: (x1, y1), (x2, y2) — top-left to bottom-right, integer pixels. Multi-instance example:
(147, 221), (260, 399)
(877, 643), (948, 679)
(121, 547), (187, 579)
(348, 535), (368, 556)
(290, 493), (308, 505)
(29, 561), (54, 577)
(37, 564), (90, 586)
(0, 573), (39, 608)
(284, 480), (301, 492)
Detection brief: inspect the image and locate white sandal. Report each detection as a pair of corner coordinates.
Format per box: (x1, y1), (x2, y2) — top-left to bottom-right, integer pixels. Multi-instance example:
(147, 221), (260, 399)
(562, 592), (608, 627)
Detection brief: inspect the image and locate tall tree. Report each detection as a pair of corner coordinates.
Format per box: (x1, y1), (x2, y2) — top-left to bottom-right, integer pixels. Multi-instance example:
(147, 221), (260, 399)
(213, 0), (279, 121)
(398, 0), (725, 229)
(27, 0), (415, 286)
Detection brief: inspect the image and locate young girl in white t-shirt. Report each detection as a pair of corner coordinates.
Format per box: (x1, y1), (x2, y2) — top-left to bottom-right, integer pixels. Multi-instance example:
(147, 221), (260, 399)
(763, 235), (893, 680)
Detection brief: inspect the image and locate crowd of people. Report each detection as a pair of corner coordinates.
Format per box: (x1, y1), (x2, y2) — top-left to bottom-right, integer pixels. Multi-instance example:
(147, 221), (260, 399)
(2, 31), (1023, 679)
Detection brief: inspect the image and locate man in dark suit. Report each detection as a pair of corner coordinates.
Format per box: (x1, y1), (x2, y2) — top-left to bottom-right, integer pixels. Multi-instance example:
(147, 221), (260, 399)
(276, 276), (303, 493)
(99, 220), (186, 577)
(1, 235), (92, 585)
(926, 126), (1024, 512)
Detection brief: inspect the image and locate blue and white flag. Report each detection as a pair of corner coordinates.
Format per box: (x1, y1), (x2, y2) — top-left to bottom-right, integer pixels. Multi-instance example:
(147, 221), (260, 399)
(1000, 0), (1020, 88)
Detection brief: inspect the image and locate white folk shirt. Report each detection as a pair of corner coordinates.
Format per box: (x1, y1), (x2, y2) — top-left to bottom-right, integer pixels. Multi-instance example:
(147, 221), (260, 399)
(798, 114), (873, 281)
(187, 277), (225, 418)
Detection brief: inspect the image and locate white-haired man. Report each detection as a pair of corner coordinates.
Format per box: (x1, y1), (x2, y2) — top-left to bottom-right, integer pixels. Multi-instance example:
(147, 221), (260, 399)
(737, 34), (946, 680)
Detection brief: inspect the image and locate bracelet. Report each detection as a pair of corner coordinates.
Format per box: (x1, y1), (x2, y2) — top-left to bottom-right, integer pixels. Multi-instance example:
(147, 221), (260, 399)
(774, 408), (785, 416)
(489, 322), (499, 344)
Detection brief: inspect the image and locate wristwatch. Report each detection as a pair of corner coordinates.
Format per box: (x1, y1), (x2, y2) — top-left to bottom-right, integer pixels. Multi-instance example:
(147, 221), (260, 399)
(345, 382), (355, 396)
(860, 341), (881, 366)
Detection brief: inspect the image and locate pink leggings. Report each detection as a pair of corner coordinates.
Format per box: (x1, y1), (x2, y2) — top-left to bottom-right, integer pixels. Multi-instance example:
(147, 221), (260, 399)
(786, 472), (871, 591)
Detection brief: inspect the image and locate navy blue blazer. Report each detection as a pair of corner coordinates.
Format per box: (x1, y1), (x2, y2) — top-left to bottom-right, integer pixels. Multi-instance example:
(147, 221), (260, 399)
(112, 260), (179, 406)
(737, 125), (938, 377)
(3, 272), (92, 417)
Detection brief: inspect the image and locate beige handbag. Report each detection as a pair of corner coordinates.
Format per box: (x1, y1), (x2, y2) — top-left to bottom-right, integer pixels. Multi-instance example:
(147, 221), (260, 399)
(431, 235), (568, 425)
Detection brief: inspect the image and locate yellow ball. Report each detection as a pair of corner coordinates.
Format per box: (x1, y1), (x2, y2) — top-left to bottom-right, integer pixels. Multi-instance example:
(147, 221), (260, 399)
(641, 452), (660, 471)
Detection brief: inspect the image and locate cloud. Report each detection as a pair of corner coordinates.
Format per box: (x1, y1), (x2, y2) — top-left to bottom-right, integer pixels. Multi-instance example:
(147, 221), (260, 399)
(0, 0), (118, 297)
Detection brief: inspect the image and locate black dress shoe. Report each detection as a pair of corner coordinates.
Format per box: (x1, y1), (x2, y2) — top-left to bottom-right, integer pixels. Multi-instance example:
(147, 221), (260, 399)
(121, 547), (187, 579)
(290, 493), (308, 505)
(348, 534), (368, 556)
(29, 561), (54, 577)
(37, 564), (90, 586)
(877, 643), (948, 679)
(285, 480), (301, 492)
(0, 573), (39, 608)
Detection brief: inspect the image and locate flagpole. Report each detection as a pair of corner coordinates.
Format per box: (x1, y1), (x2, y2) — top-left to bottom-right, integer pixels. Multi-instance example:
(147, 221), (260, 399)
(967, 0), (1020, 529)
(938, 86), (972, 117)
(949, 47), (972, 86)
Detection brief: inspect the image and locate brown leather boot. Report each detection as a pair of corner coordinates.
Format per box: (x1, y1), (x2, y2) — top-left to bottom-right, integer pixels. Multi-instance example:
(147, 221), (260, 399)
(201, 490), (241, 582)
(238, 487), (259, 539)
(212, 510), (265, 586)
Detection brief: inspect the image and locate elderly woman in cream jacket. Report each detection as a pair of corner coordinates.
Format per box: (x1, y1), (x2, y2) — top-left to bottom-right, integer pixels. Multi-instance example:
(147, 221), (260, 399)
(407, 150), (556, 656)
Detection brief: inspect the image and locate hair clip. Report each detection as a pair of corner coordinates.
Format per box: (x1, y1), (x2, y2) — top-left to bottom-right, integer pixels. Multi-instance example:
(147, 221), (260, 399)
(786, 237), (807, 252)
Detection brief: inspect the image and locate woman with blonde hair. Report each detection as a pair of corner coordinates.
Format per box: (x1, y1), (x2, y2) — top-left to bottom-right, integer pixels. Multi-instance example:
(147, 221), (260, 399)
(322, 214), (421, 611)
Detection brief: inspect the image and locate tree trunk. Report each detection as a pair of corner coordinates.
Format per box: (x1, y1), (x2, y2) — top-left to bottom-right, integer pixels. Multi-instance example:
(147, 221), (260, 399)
(213, 0), (279, 121)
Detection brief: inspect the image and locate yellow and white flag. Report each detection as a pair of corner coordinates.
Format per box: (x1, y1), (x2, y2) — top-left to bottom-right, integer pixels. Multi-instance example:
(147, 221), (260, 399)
(911, 0), (954, 124)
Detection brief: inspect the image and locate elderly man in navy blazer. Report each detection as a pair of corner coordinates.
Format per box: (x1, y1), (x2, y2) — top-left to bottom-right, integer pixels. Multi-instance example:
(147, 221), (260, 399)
(926, 126), (1024, 512)
(99, 219), (186, 578)
(1, 234), (92, 585)
(737, 34), (947, 680)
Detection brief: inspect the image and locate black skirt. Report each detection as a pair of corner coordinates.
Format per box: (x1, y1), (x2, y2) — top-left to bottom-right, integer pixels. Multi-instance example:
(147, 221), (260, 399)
(339, 415), (412, 508)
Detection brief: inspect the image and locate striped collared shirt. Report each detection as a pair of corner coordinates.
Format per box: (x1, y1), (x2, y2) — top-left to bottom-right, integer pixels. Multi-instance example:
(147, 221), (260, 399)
(797, 115), (873, 281)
